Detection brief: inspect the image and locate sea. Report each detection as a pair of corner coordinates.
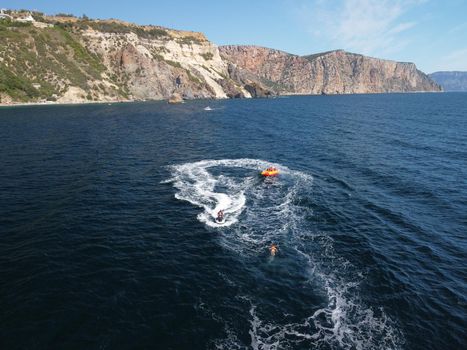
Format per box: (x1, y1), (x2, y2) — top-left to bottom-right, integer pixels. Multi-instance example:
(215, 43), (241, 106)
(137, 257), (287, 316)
(0, 93), (466, 350)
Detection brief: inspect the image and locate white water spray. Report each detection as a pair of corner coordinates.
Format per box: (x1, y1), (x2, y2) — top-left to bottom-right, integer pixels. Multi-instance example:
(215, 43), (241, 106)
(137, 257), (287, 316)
(166, 159), (402, 349)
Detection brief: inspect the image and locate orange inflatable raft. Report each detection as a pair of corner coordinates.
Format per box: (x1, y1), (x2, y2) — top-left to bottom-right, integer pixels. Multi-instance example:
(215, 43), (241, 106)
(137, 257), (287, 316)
(261, 167), (279, 177)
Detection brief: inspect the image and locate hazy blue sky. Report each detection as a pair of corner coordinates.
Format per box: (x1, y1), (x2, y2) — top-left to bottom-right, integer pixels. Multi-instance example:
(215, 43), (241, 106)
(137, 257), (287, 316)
(3, 0), (466, 72)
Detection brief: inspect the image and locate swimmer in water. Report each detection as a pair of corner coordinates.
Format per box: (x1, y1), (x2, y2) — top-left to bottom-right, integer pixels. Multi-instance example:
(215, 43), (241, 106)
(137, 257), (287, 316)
(269, 244), (278, 256)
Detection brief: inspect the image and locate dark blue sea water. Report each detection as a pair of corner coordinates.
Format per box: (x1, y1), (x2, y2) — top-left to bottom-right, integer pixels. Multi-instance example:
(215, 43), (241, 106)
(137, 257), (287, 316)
(0, 93), (466, 350)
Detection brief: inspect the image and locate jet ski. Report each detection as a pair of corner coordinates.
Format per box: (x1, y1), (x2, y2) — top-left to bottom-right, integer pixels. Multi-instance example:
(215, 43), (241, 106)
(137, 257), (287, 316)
(215, 210), (225, 223)
(261, 167), (279, 177)
(204, 106), (213, 111)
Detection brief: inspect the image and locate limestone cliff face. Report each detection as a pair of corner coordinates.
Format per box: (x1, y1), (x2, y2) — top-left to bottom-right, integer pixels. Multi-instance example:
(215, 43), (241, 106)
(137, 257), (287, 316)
(83, 29), (232, 100)
(220, 46), (441, 95)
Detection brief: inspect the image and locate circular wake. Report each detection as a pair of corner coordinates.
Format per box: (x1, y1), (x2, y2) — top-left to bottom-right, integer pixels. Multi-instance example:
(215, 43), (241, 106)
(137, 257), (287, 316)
(164, 159), (303, 228)
(166, 159), (402, 349)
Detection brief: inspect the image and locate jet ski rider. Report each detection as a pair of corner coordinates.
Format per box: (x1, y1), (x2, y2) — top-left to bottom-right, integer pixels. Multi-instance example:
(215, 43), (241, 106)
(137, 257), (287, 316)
(217, 210), (224, 222)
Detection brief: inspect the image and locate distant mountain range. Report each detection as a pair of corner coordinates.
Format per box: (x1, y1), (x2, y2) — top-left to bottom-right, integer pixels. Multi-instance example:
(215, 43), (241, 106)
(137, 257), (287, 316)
(429, 72), (467, 91)
(0, 9), (442, 105)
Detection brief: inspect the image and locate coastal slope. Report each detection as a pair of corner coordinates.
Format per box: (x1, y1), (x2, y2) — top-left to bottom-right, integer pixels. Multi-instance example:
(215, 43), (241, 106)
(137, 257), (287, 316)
(429, 71), (467, 91)
(0, 12), (251, 104)
(220, 46), (442, 95)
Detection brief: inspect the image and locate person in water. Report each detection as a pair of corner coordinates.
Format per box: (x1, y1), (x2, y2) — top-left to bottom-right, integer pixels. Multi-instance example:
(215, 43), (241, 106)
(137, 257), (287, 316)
(216, 210), (224, 222)
(269, 244), (278, 256)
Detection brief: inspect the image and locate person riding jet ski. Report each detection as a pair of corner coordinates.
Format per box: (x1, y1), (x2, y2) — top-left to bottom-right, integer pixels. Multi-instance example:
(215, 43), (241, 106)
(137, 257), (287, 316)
(216, 210), (225, 222)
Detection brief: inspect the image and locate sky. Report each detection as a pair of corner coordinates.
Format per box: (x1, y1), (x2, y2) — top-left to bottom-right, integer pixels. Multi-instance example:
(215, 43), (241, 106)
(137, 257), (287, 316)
(2, 0), (466, 73)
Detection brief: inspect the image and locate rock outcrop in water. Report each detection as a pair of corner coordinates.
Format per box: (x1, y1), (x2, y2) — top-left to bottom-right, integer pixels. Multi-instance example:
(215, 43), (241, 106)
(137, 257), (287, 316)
(429, 71), (467, 91)
(0, 10), (441, 104)
(219, 46), (442, 95)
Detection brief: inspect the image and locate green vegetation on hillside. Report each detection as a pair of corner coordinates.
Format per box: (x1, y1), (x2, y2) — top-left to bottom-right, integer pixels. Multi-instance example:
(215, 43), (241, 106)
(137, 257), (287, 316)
(201, 52), (214, 61)
(55, 13), (75, 17)
(186, 70), (202, 85)
(0, 19), (122, 102)
(56, 27), (105, 76)
(176, 36), (203, 45)
(0, 64), (39, 101)
(0, 18), (32, 28)
(57, 19), (170, 40)
(164, 59), (182, 69)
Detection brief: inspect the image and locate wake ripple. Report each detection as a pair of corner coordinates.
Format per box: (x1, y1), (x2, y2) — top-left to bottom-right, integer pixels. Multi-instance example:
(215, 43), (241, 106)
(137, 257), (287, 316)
(166, 159), (403, 349)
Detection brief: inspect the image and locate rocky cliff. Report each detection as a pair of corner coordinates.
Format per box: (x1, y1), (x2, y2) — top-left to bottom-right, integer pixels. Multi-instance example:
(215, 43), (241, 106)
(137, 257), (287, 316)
(0, 12), (251, 104)
(429, 71), (467, 91)
(0, 11), (441, 105)
(220, 46), (441, 95)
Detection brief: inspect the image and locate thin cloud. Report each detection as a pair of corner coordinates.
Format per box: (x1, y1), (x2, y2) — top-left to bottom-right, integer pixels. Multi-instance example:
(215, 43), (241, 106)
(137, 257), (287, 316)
(437, 48), (467, 71)
(297, 0), (424, 56)
(448, 21), (467, 35)
(388, 22), (416, 35)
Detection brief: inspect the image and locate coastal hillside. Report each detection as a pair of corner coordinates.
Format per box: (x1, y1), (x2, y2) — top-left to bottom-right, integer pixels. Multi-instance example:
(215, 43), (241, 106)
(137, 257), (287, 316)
(429, 71), (467, 91)
(0, 11), (253, 104)
(220, 46), (442, 95)
(0, 10), (440, 104)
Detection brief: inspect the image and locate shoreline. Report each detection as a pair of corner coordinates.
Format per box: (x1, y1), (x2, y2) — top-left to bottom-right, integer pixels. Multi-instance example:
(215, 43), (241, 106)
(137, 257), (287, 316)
(0, 99), (136, 108)
(0, 91), (451, 109)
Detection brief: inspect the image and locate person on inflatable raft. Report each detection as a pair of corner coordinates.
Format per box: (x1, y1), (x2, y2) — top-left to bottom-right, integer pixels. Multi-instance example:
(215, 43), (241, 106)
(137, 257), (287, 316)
(261, 167), (279, 177)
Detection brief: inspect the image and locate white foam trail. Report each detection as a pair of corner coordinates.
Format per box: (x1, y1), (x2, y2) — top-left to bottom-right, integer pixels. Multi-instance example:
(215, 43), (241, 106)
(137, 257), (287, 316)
(166, 159), (304, 228)
(166, 159), (402, 349)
